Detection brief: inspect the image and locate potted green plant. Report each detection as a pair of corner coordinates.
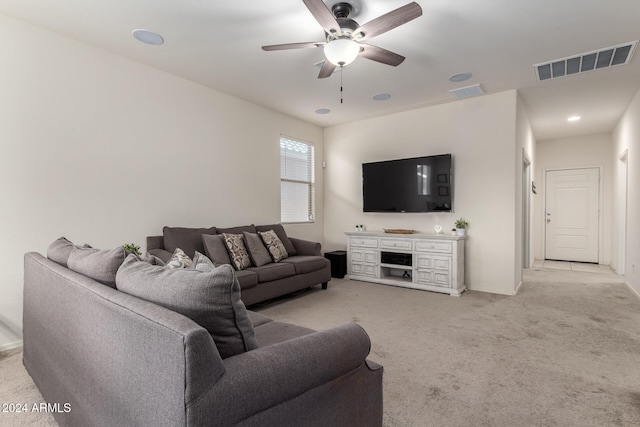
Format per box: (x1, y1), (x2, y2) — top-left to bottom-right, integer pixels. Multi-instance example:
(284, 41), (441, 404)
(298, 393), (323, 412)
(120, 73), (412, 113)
(122, 243), (141, 255)
(454, 218), (468, 236)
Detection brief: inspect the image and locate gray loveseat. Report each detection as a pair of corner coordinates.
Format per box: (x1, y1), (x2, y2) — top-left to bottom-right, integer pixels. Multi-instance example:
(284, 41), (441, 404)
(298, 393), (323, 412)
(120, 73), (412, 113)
(147, 224), (331, 306)
(23, 245), (383, 426)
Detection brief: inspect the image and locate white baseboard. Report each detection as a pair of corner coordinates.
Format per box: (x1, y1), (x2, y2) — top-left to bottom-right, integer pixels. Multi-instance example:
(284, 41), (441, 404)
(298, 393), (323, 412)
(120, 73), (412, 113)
(514, 280), (523, 295)
(0, 340), (23, 352)
(624, 281), (640, 302)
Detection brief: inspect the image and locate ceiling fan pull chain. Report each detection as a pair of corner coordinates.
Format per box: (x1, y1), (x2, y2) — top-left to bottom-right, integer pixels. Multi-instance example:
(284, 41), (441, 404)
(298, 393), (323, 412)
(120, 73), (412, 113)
(340, 65), (344, 104)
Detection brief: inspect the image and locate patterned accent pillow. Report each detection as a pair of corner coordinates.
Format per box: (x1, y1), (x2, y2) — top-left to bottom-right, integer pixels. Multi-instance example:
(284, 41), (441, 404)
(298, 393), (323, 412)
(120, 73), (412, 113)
(258, 230), (289, 262)
(165, 248), (193, 269)
(222, 233), (251, 270)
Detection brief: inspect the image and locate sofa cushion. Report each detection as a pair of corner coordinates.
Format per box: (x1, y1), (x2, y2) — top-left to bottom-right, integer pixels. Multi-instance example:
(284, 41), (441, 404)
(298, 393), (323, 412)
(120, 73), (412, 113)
(47, 237), (79, 267)
(282, 255), (329, 275)
(165, 248), (193, 269)
(163, 226), (216, 258)
(235, 269), (259, 291)
(247, 310), (273, 328)
(256, 224), (297, 256)
(243, 232), (272, 267)
(202, 234), (231, 266)
(222, 233), (252, 270)
(116, 252), (258, 359)
(67, 246), (127, 288)
(258, 230), (289, 262)
(247, 262), (296, 283)
(217, 224), (256, 235)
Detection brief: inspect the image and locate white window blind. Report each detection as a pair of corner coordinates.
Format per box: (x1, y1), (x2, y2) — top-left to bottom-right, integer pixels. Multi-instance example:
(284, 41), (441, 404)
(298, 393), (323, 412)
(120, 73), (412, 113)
(280, 136), (315, 223)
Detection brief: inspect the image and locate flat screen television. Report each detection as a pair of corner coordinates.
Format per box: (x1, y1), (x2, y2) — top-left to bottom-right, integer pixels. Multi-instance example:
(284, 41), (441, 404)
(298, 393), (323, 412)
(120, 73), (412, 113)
(362, 154), (452, 213)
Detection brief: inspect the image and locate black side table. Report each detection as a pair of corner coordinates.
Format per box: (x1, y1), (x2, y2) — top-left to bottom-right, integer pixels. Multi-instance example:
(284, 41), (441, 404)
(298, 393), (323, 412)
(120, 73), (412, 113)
(324, 250), (347, 278)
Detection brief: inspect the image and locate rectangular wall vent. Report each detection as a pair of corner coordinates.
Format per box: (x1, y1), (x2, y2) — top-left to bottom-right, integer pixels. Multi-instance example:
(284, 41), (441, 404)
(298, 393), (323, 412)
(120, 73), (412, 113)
(534, 41), (638, 81)
(449, 84), (484, 99)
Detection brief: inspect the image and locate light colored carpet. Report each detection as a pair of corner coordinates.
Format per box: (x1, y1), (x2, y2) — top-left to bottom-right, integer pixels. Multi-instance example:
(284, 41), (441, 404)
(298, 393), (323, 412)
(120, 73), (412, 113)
(1, 267), (639, 426)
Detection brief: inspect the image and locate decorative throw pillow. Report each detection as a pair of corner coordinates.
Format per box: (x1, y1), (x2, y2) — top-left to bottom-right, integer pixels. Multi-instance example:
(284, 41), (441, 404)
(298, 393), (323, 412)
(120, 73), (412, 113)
(47, 237), (92, 267)
(202, 234), (232, 266)
(242, 232), (272, 267)
(222, 233), (251, 270)
(67, 246), (127, 288)
(165, 248), (193, 269)
(258, 230), (289, 262)
(47, 237), (76, 267)
(255, 224), (297, 256)
(116, 252), (258, 359)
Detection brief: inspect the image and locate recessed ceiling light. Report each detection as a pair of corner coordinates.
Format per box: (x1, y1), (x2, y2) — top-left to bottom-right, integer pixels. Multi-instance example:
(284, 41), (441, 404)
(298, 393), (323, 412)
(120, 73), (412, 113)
(132, 29), (164, 45)
(372, 93), (391, 101)
(568, 115), (581, 122)
(449, 72), (473, 83)
(315, 108), (331, 115)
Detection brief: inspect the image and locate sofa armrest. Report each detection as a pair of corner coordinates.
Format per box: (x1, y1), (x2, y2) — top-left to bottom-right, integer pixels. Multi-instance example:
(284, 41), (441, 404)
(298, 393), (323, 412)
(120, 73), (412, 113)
(146, 235), (164, 251)
(148, 248), (172, 263)
(289, 237), (322, 256)
(187, 323), (372, 425)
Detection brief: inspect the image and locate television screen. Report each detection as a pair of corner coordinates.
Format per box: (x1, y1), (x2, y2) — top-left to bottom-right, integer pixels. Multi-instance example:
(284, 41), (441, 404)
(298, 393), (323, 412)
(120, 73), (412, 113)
(362, 154), (452, 213)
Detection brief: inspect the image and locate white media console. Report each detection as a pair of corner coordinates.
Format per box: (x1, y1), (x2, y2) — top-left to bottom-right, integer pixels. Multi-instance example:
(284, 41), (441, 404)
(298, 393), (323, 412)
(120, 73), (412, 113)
(345, 231), (466, 296)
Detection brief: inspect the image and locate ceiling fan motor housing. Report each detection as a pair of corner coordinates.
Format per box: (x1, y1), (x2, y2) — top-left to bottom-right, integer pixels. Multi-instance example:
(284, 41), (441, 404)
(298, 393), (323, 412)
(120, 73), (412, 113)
(327, 2), (360, 40)
(331, 2), (353, 19)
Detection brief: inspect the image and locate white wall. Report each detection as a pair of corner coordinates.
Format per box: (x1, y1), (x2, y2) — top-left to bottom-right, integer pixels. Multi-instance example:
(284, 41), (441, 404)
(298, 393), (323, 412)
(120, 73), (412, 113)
(0, 15), (324, 349)
(533, 134), (613, 265)
(612, 87), (640, 296)
(323, 90), (521, 295)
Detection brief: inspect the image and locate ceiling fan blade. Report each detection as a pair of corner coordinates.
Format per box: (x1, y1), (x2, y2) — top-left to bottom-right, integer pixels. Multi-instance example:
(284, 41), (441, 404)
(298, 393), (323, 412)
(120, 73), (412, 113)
(302, 0), (341, 35)
(318, 60), (337, 78)
(262, 42), (324, 51)
(355, 2), (423, 41)
(359, 44), (405, 66)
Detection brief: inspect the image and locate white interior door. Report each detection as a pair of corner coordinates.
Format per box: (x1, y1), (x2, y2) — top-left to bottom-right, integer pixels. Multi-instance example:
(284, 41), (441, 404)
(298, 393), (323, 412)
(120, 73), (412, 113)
(545, 168), (599, 263)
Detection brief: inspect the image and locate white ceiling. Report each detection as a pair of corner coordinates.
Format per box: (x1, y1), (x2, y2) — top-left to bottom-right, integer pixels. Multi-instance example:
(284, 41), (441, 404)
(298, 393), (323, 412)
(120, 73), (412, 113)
(2, 0), (639, 140)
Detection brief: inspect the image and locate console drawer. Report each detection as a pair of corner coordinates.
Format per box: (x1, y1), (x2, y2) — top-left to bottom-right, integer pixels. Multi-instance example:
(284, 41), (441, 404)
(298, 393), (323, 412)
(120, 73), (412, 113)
(380, 238), (413, 251)
(415, 241), (452, 254)
(350, 237), (379, 248)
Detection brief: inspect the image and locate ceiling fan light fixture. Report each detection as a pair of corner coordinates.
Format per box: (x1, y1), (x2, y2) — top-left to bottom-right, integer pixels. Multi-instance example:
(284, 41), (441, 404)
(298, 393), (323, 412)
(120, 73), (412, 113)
(324, 38), (360, 66)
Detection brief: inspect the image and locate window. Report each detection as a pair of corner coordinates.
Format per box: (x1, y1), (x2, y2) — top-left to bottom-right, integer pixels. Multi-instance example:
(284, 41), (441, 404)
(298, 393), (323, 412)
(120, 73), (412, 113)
(280, 136), (315, 223)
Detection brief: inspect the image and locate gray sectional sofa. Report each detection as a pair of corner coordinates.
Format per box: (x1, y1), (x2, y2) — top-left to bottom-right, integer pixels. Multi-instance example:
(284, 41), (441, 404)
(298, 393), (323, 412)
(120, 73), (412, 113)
(147, 224), (331, 306)
(23, 239), (383, 426)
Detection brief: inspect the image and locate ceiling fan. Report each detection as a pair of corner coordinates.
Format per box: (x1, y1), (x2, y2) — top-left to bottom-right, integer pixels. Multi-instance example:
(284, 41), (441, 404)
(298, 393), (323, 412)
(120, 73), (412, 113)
(262, 0), (423, 78)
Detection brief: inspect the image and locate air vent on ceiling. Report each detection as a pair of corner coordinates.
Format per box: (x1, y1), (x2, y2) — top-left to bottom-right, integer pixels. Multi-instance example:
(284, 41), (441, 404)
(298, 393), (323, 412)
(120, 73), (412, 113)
(449, 84), (484, 99)
(534, 41), (638, 81)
